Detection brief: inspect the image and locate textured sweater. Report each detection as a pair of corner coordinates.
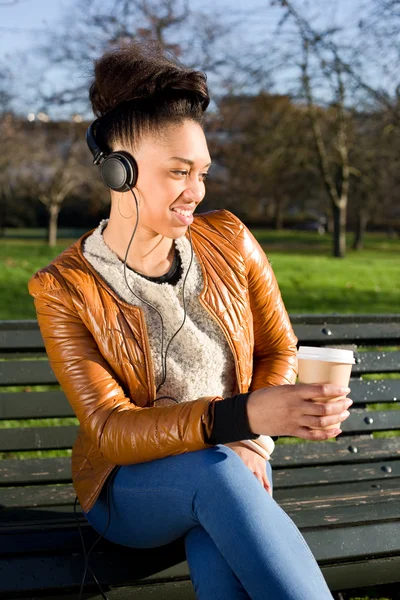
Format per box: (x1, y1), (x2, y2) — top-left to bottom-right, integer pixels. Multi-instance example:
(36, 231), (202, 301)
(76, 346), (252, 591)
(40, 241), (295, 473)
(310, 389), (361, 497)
(82, 219), (262, 445)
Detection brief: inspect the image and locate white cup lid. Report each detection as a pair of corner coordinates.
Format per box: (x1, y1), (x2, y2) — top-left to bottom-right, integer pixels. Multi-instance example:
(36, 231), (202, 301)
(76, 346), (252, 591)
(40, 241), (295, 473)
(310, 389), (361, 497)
(297, 346), (355, 364)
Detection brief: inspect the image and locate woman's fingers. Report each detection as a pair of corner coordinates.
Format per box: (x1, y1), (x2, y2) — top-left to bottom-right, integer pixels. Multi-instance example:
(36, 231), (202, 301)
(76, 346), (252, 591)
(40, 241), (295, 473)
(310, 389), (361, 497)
(297, 383), (351, 400)
(304, 410), (350, 429)
(304, 397), (353, 415)
(253, 471), (272, 496)
(297, 426), (342, 440)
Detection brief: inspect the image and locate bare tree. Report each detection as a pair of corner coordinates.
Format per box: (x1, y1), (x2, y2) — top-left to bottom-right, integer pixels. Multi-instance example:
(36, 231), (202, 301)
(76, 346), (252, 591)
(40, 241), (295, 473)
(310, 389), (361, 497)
(34, 0), (233, 116)
(21, 121), (90, 246)
(0, 65), (20, 236)
(270, 0), (358, 257)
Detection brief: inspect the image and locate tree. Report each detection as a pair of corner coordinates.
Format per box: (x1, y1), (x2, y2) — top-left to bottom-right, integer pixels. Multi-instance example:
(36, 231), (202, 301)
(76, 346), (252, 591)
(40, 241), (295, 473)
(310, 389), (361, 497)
(21, 120), (91, 246)
(0, 65), (22, 236)
(35, 0), (232, 117)
(205, 92), (323, 227)
(271, 0), (357, 258)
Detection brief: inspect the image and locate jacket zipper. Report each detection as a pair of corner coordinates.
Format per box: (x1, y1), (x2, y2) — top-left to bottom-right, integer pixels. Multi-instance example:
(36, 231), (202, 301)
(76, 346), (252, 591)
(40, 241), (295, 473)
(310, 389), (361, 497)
(137, 307), (157, 401)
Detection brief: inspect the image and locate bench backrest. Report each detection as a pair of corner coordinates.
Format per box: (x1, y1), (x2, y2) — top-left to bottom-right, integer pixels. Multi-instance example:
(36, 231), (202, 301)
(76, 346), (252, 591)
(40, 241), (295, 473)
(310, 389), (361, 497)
(1, 315), (399, 507)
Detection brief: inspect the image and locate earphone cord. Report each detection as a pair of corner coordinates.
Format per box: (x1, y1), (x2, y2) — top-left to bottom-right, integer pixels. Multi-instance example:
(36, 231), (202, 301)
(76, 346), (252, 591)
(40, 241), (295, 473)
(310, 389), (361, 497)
(74, 466), (119, 600)
(76, 186), (193, 597)
(123, 188), (193, 397)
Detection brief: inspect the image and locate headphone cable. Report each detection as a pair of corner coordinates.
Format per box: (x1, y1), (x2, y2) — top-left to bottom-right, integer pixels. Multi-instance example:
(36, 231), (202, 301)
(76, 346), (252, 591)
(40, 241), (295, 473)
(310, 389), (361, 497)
(77, 187), (193, 597)
(75, 465), (119, 599)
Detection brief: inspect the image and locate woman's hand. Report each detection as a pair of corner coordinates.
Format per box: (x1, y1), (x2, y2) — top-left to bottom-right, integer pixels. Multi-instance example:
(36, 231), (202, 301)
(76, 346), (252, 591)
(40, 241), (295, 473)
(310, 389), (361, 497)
(224, 442), (272, 496)
(246, 383), (353, 441)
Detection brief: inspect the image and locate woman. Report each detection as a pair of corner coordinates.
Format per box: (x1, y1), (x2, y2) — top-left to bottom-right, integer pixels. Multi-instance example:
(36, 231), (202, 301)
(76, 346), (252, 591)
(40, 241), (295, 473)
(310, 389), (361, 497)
(28, 41), (352, 600)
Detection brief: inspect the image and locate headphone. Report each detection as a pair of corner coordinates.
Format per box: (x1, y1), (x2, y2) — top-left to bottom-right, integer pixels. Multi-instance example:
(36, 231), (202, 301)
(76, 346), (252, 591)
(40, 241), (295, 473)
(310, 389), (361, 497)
(85, 119), (139, 192)
(75, 116), (193, 600)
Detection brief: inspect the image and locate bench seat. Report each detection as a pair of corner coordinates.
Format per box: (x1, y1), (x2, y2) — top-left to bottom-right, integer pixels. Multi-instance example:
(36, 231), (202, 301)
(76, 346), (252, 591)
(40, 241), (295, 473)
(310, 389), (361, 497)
(1, 315), (399, 599)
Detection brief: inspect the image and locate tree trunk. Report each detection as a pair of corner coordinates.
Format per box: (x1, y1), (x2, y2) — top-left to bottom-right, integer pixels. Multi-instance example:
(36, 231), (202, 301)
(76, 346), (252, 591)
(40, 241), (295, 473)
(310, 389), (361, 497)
(48, 203), (60, 247)
(332, 201), (346, 258)
(326, 213), (334, 234)
(274, 199), (284, 230)
(0, 194), (5, 237)
(352, 209), (369, 251)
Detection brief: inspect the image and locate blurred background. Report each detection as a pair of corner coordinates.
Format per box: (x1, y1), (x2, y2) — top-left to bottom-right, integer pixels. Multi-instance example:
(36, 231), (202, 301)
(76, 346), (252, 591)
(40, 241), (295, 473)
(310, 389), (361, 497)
(0, 0), (399, 318)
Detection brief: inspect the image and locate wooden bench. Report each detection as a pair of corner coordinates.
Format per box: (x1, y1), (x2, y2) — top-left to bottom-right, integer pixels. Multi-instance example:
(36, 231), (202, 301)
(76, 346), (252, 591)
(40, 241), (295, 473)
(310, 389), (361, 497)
(1, 315), (400, 600)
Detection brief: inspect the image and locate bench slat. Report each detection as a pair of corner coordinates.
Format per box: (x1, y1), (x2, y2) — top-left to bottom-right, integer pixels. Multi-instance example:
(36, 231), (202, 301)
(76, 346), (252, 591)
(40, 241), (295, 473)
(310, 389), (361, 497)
(352, 351), (400, 375)
(293, 322), (400, 345)
(274, 478), (400, 504)
(4, 322), (400, 352)
(1, 458), (399, 493)
(341, 409), (400, 433)
(0, 534), (188, 593)
(274, 460), (400, 488)
(273, 436), (400, 467)
(0, 382), (398, 424)
(1, 515), (399, 565)
(1, 581), (197, 600)
(0, 426), (76, 451)
(348, 379), (400, 405)
(1, 476), (398, 516)
(2, 490), (400, 547)
(0, 321), (43, 352)
(1, 353), (398, 390)
(0, 391), (74, 419)
(1, 433), (399, 464)
(1, 561), (399, 599)
(0, 484), (75, 508)
(0, 360), (57, 386)
(1, 460), (399, 504)
(290, 314), (400, 324)
(0, 457), (71, 485)
(1, 553), (399, 597)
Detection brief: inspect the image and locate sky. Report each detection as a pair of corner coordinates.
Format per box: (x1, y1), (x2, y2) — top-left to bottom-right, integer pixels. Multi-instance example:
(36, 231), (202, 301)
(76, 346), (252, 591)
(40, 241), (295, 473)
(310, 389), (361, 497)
(0, 0), (65, 57)
(0, 0), (360, 58)
(0, 0), (380, 118)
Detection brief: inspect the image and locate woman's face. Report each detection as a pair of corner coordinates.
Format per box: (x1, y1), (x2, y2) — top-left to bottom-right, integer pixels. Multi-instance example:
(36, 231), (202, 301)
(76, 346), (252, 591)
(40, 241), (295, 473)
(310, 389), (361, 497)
(128, 119), (212, 239)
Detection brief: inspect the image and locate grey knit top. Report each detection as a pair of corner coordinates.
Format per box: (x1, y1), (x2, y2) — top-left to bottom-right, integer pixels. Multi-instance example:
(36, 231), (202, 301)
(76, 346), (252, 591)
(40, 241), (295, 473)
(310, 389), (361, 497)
(83, 219), (238, 403)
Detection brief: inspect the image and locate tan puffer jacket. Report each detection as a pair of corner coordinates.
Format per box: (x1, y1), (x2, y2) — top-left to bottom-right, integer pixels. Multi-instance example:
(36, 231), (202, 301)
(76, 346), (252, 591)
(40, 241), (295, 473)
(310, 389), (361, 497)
(28, 209), (298, 513)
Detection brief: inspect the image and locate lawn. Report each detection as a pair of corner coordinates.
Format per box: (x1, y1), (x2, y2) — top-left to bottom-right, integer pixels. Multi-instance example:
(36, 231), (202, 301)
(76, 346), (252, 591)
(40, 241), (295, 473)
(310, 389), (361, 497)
(0, 229), (399, 319)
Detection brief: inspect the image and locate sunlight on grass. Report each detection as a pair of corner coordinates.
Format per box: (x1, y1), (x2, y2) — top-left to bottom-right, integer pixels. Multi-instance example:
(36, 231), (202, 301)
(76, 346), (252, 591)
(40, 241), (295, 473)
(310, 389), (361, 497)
(1, 230), (399, 318)
(0, 418), (79, 429)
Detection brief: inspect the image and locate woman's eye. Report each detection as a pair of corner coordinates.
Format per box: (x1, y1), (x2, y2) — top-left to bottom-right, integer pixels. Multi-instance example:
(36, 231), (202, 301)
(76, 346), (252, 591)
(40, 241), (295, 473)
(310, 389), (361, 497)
(171, 170), (209, 181)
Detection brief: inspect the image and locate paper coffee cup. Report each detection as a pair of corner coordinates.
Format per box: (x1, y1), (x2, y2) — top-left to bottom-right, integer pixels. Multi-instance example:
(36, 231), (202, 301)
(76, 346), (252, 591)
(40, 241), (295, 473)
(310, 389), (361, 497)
(297, 346), (355, 429)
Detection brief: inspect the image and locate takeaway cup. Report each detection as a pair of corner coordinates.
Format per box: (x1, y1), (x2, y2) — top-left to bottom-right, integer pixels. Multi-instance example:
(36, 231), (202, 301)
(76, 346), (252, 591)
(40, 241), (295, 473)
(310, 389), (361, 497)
(297, 346), (355, 429)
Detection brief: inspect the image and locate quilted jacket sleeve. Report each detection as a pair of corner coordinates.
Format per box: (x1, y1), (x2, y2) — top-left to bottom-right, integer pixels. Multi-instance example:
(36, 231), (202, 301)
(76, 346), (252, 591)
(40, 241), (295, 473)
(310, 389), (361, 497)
(226, 210), (298, 391)
(28, 270), (221, 466)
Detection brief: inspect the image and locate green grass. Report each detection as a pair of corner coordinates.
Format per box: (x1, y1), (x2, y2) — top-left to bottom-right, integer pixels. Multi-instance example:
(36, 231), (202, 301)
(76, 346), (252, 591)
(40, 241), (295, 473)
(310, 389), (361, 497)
(254, 230), (400, 315)
(0, 229), (399, 318)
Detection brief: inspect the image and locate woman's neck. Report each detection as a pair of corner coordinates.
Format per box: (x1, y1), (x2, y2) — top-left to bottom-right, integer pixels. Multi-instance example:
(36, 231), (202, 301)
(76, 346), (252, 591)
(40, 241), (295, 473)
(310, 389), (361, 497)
(102, 216), (175, 278)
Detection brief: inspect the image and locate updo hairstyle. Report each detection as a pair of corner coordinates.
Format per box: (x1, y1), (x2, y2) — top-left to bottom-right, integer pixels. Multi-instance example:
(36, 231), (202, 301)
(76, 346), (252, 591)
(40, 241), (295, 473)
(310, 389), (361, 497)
(89, 40), (210, 155)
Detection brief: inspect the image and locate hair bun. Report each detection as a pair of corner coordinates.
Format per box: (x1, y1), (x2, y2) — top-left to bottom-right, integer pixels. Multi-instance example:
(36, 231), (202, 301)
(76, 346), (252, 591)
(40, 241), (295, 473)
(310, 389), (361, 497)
(89, 40), (209, 118)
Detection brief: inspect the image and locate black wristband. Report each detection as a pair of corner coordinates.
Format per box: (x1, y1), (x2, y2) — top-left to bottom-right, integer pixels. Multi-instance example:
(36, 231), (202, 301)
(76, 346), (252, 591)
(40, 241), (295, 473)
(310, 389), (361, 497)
(205, 392), (260, 445)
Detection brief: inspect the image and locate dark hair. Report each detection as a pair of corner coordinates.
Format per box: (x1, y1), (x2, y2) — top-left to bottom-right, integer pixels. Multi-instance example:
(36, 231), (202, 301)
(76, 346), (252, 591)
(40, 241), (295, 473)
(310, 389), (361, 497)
(89, 40), (210, 154)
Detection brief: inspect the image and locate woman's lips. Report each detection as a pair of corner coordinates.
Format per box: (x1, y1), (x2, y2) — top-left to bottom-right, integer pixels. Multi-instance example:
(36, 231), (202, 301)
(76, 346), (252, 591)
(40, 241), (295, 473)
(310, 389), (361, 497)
(171, 209), (194, 225)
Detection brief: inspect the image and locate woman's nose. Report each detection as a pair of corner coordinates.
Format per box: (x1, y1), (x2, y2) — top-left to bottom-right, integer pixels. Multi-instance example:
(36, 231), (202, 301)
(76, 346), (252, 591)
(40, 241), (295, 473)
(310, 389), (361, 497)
(186, 177), (204, 202)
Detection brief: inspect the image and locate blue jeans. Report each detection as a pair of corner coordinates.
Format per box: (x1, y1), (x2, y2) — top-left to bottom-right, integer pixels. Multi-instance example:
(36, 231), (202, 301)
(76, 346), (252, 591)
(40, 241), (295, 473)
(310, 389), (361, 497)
(84, 444), (333, 600)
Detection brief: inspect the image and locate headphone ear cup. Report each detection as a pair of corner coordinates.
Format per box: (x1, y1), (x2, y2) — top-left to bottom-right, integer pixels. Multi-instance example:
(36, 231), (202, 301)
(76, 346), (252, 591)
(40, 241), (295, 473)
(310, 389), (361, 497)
(100, 151), (138, 192)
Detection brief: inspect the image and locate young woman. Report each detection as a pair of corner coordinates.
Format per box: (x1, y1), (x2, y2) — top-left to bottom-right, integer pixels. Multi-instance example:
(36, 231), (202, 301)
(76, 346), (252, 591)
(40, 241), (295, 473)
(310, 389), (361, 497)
(28, 41), (352, 600)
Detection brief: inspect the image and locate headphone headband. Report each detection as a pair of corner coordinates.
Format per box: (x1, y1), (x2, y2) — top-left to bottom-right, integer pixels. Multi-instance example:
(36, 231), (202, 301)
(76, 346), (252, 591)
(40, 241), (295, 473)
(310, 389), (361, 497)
(85, 119), (106, 165)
